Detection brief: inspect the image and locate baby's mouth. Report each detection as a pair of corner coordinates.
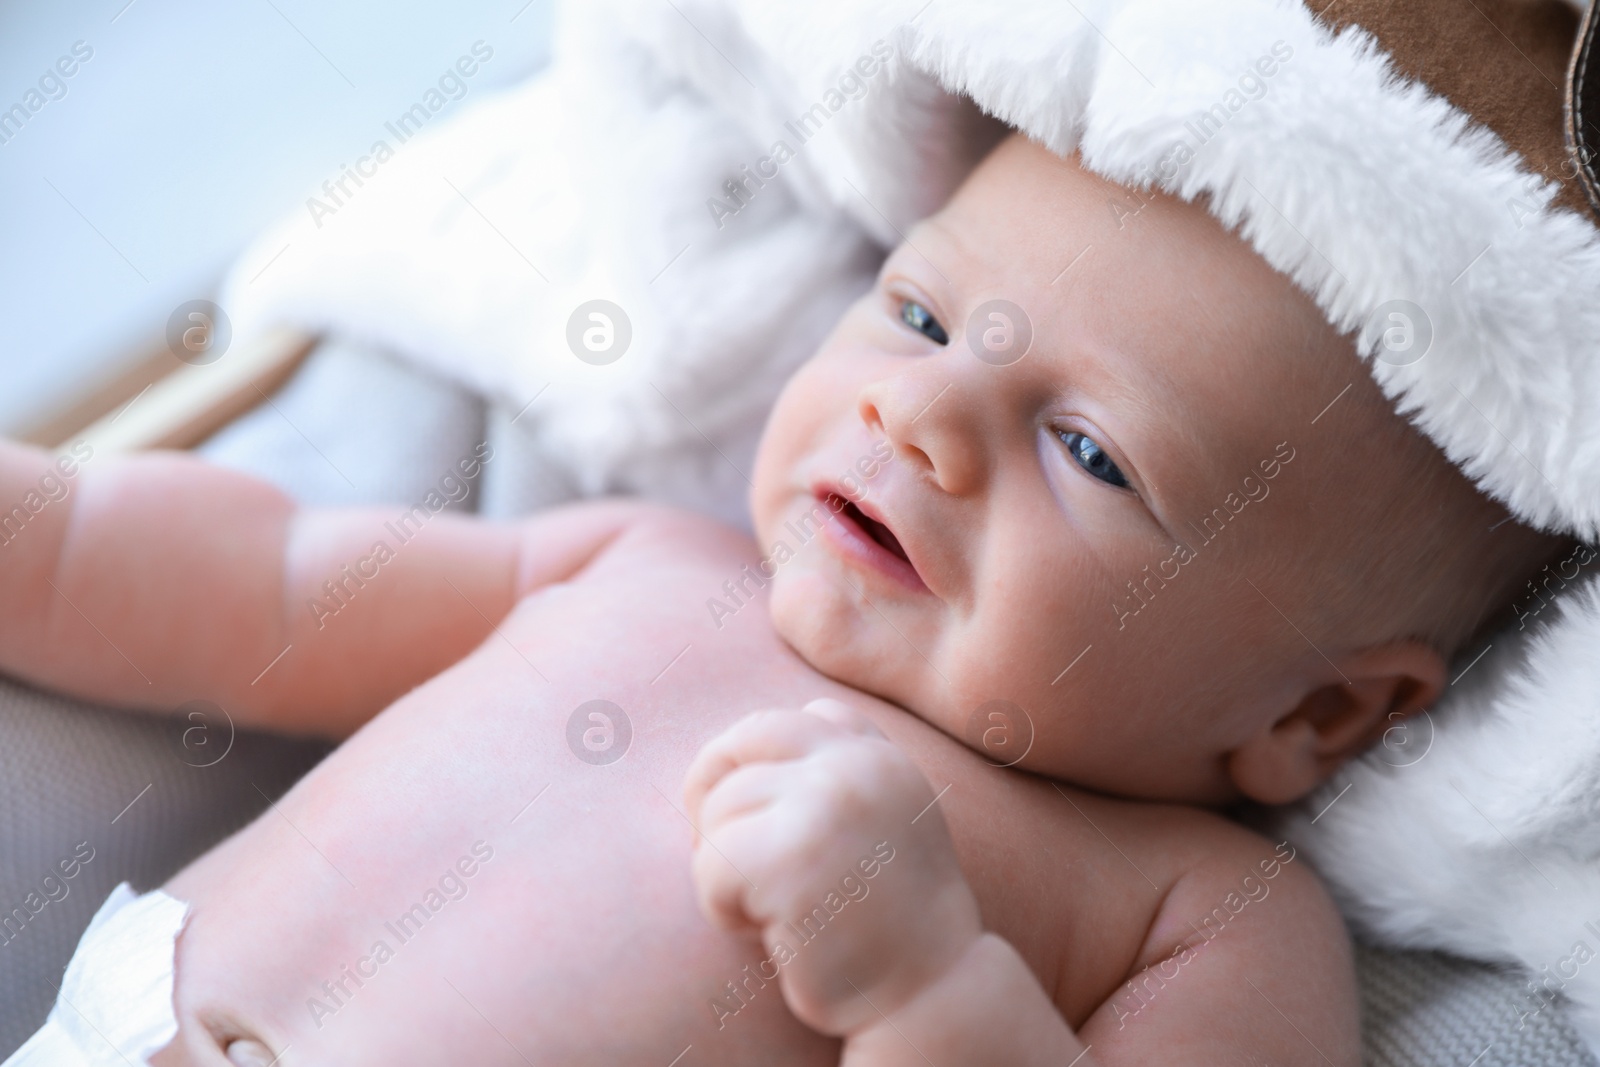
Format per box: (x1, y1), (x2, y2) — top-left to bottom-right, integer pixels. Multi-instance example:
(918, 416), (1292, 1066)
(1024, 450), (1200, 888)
(834, 496), (911, 564)
(818, 491), (928, 591)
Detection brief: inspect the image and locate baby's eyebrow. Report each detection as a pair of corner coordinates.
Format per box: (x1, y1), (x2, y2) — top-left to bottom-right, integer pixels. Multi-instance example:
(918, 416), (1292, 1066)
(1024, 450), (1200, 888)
(890, 217), (967, 284)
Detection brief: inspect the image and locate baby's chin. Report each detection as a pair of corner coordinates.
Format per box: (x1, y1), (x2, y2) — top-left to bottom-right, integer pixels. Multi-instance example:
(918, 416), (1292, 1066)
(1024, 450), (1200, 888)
(769, 566), (862, 663)
(765, 565), (912, 700)
(766, 565), (979, 741)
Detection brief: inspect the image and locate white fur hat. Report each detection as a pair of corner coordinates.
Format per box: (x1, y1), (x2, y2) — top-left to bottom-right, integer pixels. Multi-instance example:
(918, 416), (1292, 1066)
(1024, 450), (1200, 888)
(628, 0), (1600, 539)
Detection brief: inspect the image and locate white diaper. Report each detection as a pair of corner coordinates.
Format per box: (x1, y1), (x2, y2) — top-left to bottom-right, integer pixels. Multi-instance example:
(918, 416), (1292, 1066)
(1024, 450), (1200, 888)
(4, 883), (190, 1067)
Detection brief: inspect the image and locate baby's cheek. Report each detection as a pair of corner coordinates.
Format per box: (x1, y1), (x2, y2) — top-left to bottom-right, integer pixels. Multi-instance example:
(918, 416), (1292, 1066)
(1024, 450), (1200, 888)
(942, 585), (1109, 752)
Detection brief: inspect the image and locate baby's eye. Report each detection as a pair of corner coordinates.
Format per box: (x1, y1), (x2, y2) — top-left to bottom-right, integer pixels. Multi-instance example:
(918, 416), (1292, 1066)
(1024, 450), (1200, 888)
(899, 300), (949, 346)
(1059, 431), (1130, 489)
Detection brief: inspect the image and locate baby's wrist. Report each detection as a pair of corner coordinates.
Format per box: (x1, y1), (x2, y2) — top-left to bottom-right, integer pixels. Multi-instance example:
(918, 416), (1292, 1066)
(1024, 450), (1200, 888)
(845, 934), (1087, 1066)
(866, 879), (983, 1008)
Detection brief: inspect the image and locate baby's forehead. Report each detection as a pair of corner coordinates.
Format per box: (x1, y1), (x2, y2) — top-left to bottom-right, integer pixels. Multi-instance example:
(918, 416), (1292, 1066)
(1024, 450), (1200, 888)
(909, 138), (1339, 392)
(927, 136), (1282, 297)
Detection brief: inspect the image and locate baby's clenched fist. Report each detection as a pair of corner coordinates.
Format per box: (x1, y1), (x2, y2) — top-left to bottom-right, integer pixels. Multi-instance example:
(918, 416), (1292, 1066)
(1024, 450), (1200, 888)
(683, 699), (983, 1037)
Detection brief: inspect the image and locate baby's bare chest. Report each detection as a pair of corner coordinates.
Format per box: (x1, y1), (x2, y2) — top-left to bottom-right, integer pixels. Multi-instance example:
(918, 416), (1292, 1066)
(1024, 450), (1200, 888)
(486, 536), (1173, 1015)
(307, 531), (1174, 1033)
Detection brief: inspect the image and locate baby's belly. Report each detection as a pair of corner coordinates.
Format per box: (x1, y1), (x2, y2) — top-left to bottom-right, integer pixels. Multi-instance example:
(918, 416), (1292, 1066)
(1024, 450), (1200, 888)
(162, 569), (865, 1065)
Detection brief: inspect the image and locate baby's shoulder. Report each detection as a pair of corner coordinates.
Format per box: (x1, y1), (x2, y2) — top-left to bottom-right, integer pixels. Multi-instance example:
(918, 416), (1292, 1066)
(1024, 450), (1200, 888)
(1108, 799), (1344, 979)
(513, 496), (758, 594)
(1125, 800), (1302, 880)
(1062, 788), (1303, 888)
(1064, 798), (1359, 1061)
(569, 497), (756, 563)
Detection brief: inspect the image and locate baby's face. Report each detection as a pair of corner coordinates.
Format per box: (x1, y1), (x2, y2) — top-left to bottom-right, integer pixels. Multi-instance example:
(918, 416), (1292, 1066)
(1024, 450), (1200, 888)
(751, 135), (1400, 803)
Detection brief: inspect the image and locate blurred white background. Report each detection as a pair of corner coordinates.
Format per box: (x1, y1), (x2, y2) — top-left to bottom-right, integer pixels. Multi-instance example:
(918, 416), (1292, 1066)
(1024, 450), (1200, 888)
(0, 0), (553, 434)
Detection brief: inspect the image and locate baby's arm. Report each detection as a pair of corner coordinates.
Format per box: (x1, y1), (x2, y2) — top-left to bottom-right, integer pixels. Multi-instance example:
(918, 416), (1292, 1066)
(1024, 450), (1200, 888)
(0, 440), (633, 737)
(685, 702), (1359, 1066)
(1075, 825), (1360, 1065)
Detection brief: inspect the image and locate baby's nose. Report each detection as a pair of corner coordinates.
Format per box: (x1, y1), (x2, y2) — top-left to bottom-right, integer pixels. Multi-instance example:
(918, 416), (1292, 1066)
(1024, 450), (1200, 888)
(224, 1039), (277, 1067)
(858, 378), (984, 496)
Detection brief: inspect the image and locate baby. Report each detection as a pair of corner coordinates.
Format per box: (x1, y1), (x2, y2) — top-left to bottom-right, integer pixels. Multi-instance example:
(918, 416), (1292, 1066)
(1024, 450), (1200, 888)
(0, 134), (1567, 1065)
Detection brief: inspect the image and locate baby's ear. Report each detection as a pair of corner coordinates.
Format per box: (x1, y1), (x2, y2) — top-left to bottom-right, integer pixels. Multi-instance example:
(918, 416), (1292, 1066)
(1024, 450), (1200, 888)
(1225, 642), (1446, 805)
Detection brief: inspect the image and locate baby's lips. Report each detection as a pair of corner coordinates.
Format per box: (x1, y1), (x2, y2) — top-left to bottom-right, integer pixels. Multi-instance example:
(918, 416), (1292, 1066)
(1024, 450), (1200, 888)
(814, 486), (933, 594)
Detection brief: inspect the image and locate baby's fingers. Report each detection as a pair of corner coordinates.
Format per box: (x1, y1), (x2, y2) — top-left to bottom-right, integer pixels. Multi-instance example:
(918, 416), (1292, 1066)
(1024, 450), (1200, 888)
(683, 708), (846, 820)
(689, 816), (769, 931)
